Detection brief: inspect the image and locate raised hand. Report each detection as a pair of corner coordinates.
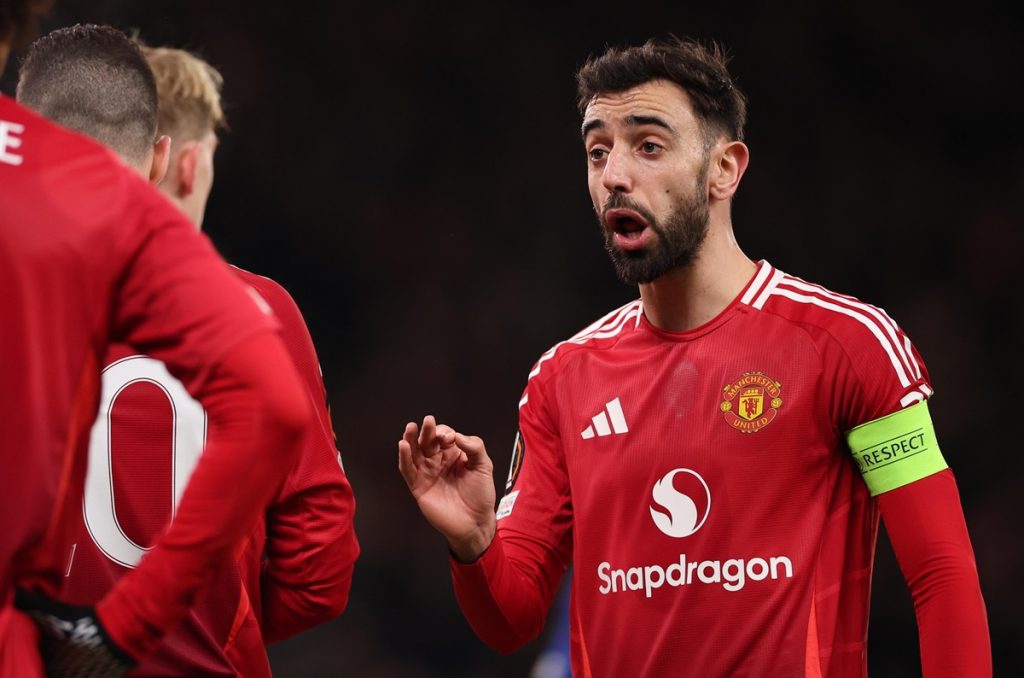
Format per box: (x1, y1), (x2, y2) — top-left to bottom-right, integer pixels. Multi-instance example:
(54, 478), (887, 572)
(398, 416), (496, 562)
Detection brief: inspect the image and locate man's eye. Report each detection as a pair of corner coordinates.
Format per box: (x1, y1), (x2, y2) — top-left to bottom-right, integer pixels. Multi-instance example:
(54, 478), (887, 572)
(641, 142), (661, 154)
(588, 148), (607, 162)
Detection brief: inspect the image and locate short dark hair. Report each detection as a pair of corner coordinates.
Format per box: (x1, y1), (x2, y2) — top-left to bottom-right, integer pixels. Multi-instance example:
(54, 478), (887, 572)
(16, 24), (158, 166)
(576, 36), (748, 146)
(0, 0), (53, 49)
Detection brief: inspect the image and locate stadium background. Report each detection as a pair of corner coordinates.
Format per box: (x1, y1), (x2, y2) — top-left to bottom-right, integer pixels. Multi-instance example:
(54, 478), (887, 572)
(3, 1), (1020, 675)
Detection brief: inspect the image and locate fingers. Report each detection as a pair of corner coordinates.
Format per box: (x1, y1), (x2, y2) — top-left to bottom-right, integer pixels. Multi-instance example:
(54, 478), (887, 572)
(399, 421), (422, 486)
(398, 439), (416, 488)
(454, 433), (490, 467)
(418, 415), (443, 458)
(398, 417), (459, 481)
(435, 424), (457, 448)
(417, 416), (461, 456)
(402, 421), (420, 456)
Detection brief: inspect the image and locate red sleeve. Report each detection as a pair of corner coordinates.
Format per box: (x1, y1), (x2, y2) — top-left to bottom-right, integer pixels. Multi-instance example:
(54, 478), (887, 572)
(450, 373), (572, 652)
(876, 469), (991, 677)
(95, 332), (310, 659)
(830, 305), (990, 672)
(451, 529), (569, 654)
(824, 304), (932, 431)
(241, 274), (359, 642)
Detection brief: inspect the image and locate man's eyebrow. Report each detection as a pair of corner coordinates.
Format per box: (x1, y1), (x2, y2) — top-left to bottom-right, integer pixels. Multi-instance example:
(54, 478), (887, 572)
(627, 114), (675, 135)
(581, 119), (603, 138)
(581, 115), (677, 138)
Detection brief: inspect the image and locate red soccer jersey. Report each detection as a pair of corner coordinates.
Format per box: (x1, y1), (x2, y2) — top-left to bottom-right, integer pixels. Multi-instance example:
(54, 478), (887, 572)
(60, 268), (358, 677)
(453, 260), (955, 676)
(0, 96), (283, 671)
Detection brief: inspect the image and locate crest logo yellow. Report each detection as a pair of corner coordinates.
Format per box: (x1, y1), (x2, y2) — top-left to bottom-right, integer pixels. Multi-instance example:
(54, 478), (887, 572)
(720, 372), (783, 433)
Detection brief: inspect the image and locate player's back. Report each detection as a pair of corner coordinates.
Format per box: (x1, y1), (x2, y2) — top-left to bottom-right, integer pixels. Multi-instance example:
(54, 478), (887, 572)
(1, 94), (297, 676)
(61, 266), (355, 677)
(1, 95), (166, 672)
(1, 95), (142, 595)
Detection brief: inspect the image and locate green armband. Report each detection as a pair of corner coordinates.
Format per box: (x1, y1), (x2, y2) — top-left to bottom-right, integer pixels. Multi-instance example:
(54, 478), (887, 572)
(845, 400), (948, 496)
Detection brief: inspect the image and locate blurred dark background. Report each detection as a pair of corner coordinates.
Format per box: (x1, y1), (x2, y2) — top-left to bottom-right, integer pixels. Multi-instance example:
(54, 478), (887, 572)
(4, 1), (1021, 675)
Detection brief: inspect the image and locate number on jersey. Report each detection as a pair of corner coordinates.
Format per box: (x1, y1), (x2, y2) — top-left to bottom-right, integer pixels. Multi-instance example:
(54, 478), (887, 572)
(83, 356), (206, 568)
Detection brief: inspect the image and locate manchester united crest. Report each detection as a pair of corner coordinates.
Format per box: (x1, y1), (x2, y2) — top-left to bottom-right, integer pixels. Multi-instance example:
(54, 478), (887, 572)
(720, 372), (783, 434)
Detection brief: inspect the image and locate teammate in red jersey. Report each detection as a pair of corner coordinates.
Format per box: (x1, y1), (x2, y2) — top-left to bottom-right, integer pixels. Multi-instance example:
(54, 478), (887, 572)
(399, 37), (991, 676)
(14, 28), (359, 676)
(0, 9), (311, 678)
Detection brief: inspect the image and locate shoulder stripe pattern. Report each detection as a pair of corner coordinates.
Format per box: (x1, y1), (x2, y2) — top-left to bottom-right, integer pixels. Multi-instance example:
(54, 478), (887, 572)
(750, 268), (786, 309)
(900, 384), (934, 407)
(746, 268), (919, 390)
(900, 391), (924, 407)
(781, 275), (922, 383)
(902, 335), (923, 380)
(740, 260), (774, 305)
(520, 300), (643, 408)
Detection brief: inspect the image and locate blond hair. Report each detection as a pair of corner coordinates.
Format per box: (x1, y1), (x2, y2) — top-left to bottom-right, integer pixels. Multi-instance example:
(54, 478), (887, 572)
(143, 46), (226, 142)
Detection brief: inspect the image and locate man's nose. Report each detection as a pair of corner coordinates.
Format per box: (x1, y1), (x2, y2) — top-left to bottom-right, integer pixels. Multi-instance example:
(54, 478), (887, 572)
(601, 147), (634, 194)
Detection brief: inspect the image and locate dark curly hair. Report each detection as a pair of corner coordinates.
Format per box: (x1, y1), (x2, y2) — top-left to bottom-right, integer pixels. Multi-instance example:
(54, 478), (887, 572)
(576, 36), (748, 147)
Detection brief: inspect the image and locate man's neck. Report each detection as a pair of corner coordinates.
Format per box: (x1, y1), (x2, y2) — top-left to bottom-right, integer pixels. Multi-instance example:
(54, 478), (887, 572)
(638, 221), (756, 332)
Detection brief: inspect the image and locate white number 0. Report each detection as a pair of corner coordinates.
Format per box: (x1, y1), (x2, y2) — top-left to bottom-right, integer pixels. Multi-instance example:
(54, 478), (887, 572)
(83, 356), (206, 568)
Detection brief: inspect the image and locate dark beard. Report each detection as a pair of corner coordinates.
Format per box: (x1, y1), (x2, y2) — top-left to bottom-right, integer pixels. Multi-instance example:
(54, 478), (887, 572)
(598, 170), (711, 285)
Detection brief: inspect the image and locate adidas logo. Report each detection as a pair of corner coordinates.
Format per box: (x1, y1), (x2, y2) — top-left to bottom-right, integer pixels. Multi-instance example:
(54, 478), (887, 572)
(581, 397), (629, 439)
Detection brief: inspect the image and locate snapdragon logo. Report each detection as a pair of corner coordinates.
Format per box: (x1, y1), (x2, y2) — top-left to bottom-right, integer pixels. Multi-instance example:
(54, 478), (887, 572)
(649, 468), (710, 538)
(597, 467), (795, 597)
(598, 554), (794, 597)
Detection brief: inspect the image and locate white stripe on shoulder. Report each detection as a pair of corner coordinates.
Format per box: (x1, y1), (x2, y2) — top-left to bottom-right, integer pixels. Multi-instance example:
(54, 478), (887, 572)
(900, 391), (925, 407)
(527, 300), (642, 382)
(903, 335), (923, 380)
(740, 261), (774, 305)
(898, 383), (933, 409)
(751, 268), (786, 310)
(551, 301), (636, 350)
(776, 277), (917, 381)
(531, 301), (634, 367)
(768, 287), (912, 388)
(848, 298), (923, 382)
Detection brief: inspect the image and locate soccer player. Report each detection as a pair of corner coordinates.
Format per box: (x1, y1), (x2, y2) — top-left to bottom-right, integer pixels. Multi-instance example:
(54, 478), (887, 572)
(399, 37), (991, 676)
(1, 9), (311, 677)
(138, 38), (360, 664)
(14, 27), (359, 676)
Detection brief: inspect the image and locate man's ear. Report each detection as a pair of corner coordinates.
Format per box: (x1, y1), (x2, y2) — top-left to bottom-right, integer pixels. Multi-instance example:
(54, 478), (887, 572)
(149, 135), (171, 186)
(708, 140), (750, 201)
(174, 141), (200, 198)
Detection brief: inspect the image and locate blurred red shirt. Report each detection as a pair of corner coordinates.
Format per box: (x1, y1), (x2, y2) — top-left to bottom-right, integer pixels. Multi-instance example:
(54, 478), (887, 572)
(60, 268), (358, 677)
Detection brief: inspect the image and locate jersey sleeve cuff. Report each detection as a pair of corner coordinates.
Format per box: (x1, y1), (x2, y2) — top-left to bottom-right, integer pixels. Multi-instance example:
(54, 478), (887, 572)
(449, 533), (502, 570)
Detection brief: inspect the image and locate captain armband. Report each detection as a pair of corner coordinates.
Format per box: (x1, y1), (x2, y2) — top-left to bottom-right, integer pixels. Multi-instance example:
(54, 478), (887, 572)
(845, 400), (948, 496)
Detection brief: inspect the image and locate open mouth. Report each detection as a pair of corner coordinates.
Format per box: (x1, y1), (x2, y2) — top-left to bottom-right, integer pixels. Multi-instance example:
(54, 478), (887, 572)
(603, 208), (651, 247)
